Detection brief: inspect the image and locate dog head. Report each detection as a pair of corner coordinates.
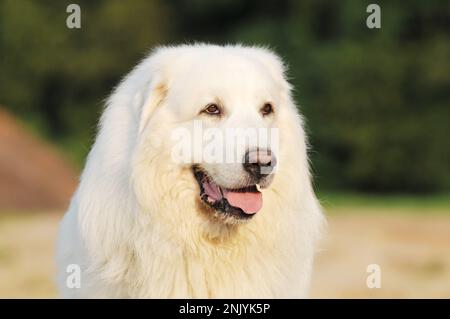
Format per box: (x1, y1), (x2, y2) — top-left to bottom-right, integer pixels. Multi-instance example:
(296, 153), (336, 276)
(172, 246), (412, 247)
(92, 45), (311, 234)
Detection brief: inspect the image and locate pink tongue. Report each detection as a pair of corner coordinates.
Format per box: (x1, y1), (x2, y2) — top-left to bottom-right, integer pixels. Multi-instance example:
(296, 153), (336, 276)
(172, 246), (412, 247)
(223, 190), (263, 214)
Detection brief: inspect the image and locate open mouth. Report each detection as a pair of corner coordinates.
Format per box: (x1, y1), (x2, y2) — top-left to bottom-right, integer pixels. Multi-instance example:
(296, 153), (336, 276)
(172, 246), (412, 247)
(193, 167), (263, 220)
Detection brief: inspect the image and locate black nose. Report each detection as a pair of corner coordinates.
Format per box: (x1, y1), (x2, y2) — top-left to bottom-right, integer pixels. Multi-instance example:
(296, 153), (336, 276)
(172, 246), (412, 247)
(243, 149), (276, 180)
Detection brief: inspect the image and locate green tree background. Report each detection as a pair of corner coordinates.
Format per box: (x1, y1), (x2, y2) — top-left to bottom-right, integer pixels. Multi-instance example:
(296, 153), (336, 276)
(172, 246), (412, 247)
(1, 0), (449, 193)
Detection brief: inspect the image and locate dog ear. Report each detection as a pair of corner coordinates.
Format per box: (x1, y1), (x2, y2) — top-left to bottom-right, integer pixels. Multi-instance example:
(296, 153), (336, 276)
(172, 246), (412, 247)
(134, 47), (181, 134)
(138, 78), (168, 134)
(244, 47), (292, 92)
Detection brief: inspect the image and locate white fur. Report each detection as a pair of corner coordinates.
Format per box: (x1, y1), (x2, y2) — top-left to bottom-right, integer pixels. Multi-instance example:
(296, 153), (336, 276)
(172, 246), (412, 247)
(56, 44), (324, 298)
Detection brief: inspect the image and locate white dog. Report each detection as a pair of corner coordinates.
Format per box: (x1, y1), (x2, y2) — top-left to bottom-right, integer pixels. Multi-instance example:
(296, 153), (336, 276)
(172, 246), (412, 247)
(56, 44), (324, 298)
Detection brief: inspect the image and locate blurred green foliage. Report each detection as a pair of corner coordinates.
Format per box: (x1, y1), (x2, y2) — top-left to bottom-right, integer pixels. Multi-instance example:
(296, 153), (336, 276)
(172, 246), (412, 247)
(0, 0), (449, 193)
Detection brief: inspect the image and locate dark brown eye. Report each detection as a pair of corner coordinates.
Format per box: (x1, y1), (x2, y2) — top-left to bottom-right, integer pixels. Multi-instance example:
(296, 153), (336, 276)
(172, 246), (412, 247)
(261, 103), (274, 116)
(203, 103), (221, 115)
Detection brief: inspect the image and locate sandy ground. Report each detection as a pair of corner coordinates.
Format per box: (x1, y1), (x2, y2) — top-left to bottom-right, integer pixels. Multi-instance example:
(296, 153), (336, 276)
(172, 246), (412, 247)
(0, 210), (449, 298)
(311, 210), (450, 298)
(0, 212), (59, 298)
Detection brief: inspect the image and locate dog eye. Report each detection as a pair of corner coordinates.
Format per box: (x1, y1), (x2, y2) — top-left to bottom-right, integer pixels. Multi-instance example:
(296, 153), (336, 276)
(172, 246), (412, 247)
(202, 103), (221, 115)
(261, 103), (274, 116)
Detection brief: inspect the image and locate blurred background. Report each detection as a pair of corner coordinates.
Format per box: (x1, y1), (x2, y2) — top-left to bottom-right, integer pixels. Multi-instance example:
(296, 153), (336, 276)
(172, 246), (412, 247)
(0, 0), (449, 298)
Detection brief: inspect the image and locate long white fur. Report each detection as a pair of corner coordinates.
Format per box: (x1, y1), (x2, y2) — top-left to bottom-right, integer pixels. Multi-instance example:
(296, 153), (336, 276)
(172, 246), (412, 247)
(56, 44), (324, 298)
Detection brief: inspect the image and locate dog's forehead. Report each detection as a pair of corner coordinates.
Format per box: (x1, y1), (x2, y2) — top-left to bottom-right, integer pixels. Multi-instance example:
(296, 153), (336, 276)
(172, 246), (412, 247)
(169, 52), (281, 104)
(198, 53), (274, 82)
